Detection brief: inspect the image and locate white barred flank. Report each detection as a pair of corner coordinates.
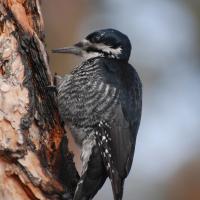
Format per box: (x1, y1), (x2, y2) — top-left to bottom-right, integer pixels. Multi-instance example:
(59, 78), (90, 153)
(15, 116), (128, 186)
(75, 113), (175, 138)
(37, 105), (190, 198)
(81, 133), (96, 175)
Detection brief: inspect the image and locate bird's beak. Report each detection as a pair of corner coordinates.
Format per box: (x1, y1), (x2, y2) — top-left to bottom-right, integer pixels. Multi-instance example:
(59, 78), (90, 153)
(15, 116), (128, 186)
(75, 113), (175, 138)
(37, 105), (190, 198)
(52, 45), (82, 56)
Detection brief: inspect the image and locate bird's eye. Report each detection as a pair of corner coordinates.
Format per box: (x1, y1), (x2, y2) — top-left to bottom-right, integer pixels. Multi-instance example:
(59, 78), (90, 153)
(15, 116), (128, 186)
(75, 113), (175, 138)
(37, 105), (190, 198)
(86, 32), (100, 43)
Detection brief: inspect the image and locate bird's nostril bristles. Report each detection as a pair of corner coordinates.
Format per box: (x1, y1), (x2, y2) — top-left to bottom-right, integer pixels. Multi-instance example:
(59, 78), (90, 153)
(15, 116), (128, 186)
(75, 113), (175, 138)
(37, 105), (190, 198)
(74, 42), (84, 48)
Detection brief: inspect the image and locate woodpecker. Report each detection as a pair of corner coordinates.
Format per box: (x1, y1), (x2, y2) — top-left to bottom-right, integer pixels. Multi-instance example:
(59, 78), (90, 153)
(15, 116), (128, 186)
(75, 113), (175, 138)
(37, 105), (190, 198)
(53, 29), (142, 200)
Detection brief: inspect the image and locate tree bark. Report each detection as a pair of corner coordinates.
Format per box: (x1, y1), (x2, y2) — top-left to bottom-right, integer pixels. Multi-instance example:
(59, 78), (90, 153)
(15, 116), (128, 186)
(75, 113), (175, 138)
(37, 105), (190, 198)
(0, 1), (79, 199)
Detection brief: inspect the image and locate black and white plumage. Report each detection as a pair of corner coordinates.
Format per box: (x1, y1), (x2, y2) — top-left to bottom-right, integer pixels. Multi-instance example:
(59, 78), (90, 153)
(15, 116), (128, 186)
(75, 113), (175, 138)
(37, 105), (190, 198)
(53, 29), (142, 200)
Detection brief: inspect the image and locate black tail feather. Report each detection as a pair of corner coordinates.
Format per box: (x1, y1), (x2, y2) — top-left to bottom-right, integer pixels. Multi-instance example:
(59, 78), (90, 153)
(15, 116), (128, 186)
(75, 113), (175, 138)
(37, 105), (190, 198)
(111, 172), (124, 200)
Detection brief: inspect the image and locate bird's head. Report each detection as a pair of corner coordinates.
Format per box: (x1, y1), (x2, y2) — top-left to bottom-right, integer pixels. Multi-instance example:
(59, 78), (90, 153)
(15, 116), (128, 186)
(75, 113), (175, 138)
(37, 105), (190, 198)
(52, 29), (132, 61)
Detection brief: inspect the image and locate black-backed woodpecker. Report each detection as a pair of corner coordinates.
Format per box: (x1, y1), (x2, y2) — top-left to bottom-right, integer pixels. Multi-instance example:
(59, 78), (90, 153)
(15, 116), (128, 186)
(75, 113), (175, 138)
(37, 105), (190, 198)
(53, 29), (142, 200)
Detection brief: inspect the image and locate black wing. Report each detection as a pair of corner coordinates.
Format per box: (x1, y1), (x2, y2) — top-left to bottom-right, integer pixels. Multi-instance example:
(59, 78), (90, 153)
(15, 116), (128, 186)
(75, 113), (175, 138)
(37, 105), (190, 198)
(107, 60), (142, 178)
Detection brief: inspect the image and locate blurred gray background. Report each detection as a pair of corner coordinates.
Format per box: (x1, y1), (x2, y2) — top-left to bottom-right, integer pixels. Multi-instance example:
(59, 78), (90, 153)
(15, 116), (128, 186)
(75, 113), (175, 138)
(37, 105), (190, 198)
(42, 0), (200, 199)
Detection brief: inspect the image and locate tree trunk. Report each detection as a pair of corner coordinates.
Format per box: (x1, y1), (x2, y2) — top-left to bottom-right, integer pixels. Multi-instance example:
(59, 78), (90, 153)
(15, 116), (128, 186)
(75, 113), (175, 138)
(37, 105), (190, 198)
(0, 1), (79, 199)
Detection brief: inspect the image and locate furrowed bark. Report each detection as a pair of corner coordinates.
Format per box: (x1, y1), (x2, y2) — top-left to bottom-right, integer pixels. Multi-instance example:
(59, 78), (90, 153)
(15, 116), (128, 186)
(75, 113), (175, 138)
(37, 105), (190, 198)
(0, 1), (79, 200)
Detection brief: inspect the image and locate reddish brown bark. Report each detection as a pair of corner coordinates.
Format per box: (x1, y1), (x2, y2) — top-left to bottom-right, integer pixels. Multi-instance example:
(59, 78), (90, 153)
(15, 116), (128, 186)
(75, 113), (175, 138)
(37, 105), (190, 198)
(0, 1), (79, 199)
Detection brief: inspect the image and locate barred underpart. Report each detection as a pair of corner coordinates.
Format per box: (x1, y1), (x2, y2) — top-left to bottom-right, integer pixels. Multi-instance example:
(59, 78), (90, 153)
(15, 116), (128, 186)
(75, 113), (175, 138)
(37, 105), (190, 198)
(57, 58), (120, 127)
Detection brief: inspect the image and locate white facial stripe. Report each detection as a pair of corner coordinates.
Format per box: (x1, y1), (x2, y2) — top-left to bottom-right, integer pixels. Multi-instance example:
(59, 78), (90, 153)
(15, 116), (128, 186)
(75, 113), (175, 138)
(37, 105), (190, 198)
(79, 39), (101, 59)
(82, 51), (102, 60)
(81, 39), (91, 46)
(93, 43), (122, 56)
(81, 39), (122, 58)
